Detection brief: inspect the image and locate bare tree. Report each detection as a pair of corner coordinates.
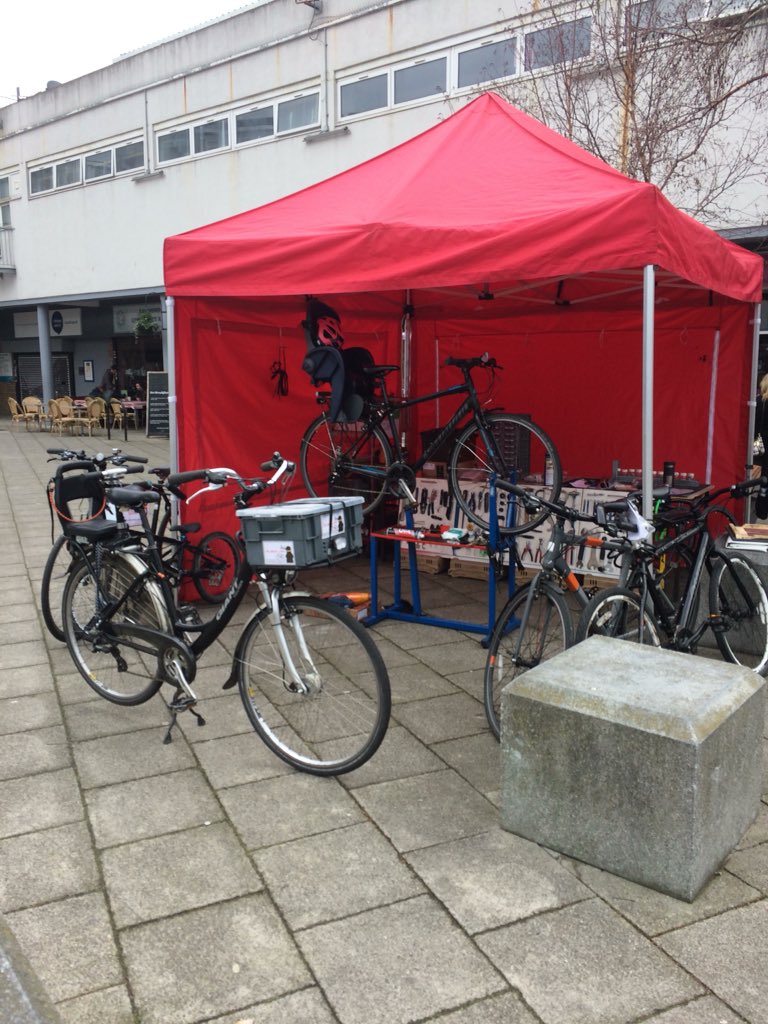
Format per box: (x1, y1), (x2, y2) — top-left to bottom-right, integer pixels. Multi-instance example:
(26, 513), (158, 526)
(494, 0), (768, 223)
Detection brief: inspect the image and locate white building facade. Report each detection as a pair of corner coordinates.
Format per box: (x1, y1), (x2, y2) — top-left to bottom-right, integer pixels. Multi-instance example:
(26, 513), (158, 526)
(1, 0), (765, 404)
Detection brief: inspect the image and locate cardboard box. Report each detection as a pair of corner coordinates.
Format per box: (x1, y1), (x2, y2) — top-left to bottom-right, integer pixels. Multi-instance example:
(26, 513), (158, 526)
(416, 554), (450, 574)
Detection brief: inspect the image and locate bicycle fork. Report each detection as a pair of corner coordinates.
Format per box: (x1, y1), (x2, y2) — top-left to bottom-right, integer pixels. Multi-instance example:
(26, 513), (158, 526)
(261, 584), (322, 695)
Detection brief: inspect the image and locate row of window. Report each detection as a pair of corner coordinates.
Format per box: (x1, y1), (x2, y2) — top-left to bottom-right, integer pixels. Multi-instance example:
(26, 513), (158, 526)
(0, 175), (10, 226)
(29, 139), (145, 196)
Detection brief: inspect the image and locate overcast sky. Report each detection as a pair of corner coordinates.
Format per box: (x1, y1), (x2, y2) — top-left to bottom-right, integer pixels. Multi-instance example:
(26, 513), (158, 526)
(3, 2), (260, 104)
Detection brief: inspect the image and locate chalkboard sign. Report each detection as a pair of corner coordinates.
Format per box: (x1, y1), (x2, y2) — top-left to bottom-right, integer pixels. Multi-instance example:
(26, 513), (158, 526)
(145, 371), (170, 438)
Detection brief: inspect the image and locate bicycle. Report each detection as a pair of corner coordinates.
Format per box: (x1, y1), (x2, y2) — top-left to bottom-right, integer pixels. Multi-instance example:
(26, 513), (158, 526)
(483, 482), (642, 738)
(58, 454), (391, 775)
(41, 447), (242, 642)
(576, 478), (768, 674)
(300, 353), (562, 536)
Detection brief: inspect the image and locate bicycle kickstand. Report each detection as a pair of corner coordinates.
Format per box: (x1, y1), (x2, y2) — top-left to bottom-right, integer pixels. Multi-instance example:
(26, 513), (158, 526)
(163, 658), (206, 744)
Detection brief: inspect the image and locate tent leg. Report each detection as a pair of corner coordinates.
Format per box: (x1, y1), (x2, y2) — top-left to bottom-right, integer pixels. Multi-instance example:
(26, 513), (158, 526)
(166, 296), (178, 476)
(642, 265), (655, 519)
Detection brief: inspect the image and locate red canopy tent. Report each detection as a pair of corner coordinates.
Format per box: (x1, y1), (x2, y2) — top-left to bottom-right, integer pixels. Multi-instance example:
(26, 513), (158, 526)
(163, 92), (763, 529)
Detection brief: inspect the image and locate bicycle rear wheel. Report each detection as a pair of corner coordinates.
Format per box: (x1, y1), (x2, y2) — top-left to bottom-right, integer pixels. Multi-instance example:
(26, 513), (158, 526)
(300, 414), (393, 515)
(708, 551), (768, 673)
(192, 531), (242, 604)
(41, 534), (79, 643)
(484, 581), (572, 739)
(449, 413), (561, 535)
(576, 587), (662, 647)
(63, 549), (171, 704)
(237, 595), (391, 775)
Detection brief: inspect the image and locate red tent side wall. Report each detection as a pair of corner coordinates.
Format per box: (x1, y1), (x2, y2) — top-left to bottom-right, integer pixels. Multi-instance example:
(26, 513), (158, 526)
(174, 297), (753, 536)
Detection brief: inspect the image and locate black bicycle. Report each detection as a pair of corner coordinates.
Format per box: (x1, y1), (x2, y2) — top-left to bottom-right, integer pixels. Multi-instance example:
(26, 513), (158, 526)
(300, 354), (561, 535)
(41, 448), (241, 642)
(57, 454), (391, 775)
(576, 479), (768, 674)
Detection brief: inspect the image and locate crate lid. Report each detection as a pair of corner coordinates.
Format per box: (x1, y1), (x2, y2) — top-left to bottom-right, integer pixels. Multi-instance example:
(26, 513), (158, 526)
(236, 495), (363, 520)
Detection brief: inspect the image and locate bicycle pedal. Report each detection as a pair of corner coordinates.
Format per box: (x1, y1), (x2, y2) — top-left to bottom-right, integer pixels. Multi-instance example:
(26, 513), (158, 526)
(178, 604), (203, 627)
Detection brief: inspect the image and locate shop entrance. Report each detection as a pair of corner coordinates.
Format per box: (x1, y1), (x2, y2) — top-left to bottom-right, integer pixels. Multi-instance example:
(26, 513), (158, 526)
(15, 353), (74, 400)
(113, 334), (163, 397)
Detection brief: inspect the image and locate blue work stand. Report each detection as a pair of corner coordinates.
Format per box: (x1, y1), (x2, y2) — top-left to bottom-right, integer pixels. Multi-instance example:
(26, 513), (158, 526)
(364, 495), (515, 641)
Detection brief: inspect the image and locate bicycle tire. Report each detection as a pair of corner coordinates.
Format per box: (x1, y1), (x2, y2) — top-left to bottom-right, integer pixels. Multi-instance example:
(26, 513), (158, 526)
(41, 534), (79, 643)
(192, 531), (242, 604)
(708, 551), (768, 673)
(63, 549), (171, 705)
(448, 413), (562, 535)
(237, 595), (391, 775)
(484, 581), (572, 739)
(576, 586), (662, 647)
(300, 413), (393, 515)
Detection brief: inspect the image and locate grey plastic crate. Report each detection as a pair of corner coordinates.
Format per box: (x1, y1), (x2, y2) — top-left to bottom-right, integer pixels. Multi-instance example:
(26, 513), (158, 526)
(236, 495), (364, 569)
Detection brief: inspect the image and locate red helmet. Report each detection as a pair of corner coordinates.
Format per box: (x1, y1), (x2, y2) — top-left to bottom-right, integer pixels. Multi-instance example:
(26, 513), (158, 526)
(315, 314), (343, 347)
(304, 298), (344, 349)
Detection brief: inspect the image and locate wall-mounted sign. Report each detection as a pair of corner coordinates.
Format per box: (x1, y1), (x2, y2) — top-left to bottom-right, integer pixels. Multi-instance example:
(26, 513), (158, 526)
(113, 304), (163, 335)
(0, 352), (13, 382)
(13, 309), (82, 338)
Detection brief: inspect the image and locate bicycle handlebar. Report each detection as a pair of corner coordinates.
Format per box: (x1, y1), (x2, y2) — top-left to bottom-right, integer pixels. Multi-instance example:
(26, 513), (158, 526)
(444, 353), (501, 372)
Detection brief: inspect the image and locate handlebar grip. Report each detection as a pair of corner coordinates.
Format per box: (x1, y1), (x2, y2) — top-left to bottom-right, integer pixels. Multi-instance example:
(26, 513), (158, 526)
(166, 469), (208, 499)
(493, 479), (525, 497)
(117, 454), (149, 464)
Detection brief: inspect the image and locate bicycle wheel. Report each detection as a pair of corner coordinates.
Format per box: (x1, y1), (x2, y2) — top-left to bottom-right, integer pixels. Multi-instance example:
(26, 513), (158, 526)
(41, 534), (80, 643)
(448, 413), (561, 535)
(300, 413), (393, 515)
(484, 581), (572, 739)
(576, 587), (662, 647)
(237, 595), (391, 775)
(63, 549), (171, 704)
(191, 531), (242, 604)
(708, 551), (768, 673)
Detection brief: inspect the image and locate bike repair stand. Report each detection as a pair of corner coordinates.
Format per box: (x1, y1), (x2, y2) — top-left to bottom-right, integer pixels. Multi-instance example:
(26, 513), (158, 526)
(365, 478), (515, 642)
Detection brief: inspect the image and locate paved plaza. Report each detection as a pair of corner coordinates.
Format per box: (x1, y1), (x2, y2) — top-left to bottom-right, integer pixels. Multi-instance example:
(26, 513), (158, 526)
(1, 422), (767, 1024)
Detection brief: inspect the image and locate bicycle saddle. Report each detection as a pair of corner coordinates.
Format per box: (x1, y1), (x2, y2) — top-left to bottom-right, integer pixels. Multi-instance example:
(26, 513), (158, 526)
(107, 486), (161, 507)
(362, 365), (398, 377)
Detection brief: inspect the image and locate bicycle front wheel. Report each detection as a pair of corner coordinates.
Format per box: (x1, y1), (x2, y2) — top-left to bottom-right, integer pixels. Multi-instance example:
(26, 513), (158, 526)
(192, 531), (242, 604)
(576, 587), (662, 647)
(63, 550), (171, 704)
(708, 551), (768, 673)
(484, 581), (572, 739)
(449, 413), (561, 535)
(300, 414), (393, 515)
(41, 534), (80, 643)
(237, 595), (391, 775)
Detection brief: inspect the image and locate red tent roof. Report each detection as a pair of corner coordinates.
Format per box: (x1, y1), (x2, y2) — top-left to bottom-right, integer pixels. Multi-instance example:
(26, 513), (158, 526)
(163, 92), (762, 304)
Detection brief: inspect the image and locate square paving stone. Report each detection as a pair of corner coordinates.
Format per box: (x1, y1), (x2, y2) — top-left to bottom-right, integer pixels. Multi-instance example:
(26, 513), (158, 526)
(194, 731), (294, 788)
(391, 692), (488, 743)
(0, 620), (43, 644)
(0, 725), (71, 780)
(177, 691), (257, 742)
(56, 985), (135, 1024)
(0, 767), (82, 839)
(406, 829), (591, 933)
(657, 902), (768, 1024)
(0, 821), (99, 912)
(338, 725), (444, 789)
(371, 619), (470, 652)
(55, 670), (103, 705)
(429, 991), (541, 1024)
(204, 988), (337, 1024)
(385, 661), (460, 703)
(0, 663), (56, 699)
(0, 601), (37, 624)
(641, 995), (748, 1023)
(0, 640), (50, 669)
(63, 694), (169, 741)
(737, 801), (768, 848)
(74, 726), (196, 788)
(0, 692), (62, 733)
(256, 821), (424, 928)
(477, 899), (702, 1024)
(432, 732), (502, 802)
(120, 894), (311, 1024)
(102, 822), (262, 927)
(220, 772), (364, 850)
(85, 769), (223, 848)
(297, 894), (505, 1024)
(411, 640), (488, 678)
(354, 768), (497, 852)
(570, 859), (762, 936)
(725, 841), (768, 895)
(7, 892), (123, 1003)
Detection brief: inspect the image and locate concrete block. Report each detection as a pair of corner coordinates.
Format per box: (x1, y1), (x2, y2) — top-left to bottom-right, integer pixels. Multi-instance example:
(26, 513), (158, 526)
(500, 636), (765, 901)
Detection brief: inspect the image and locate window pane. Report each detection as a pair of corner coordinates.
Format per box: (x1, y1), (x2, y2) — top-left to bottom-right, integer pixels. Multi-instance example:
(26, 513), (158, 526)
(525, 17), (592, 70)
(277, 94), (319, 132)
(459, 40), (517, 87)
(236, 107), (274, 143)
(30, 167), (54, 193)
(56, 159), (81, 187)
(394, 57), (447, 104)
(115, 141), (144, 172)
(85, 150), (113, 180)
(158, 130), (191, 163)
(340, 74), (388, 117)
(1, 203), (10, 227)
(194, 118), (229, 153)
(0, 177), (9, 200)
